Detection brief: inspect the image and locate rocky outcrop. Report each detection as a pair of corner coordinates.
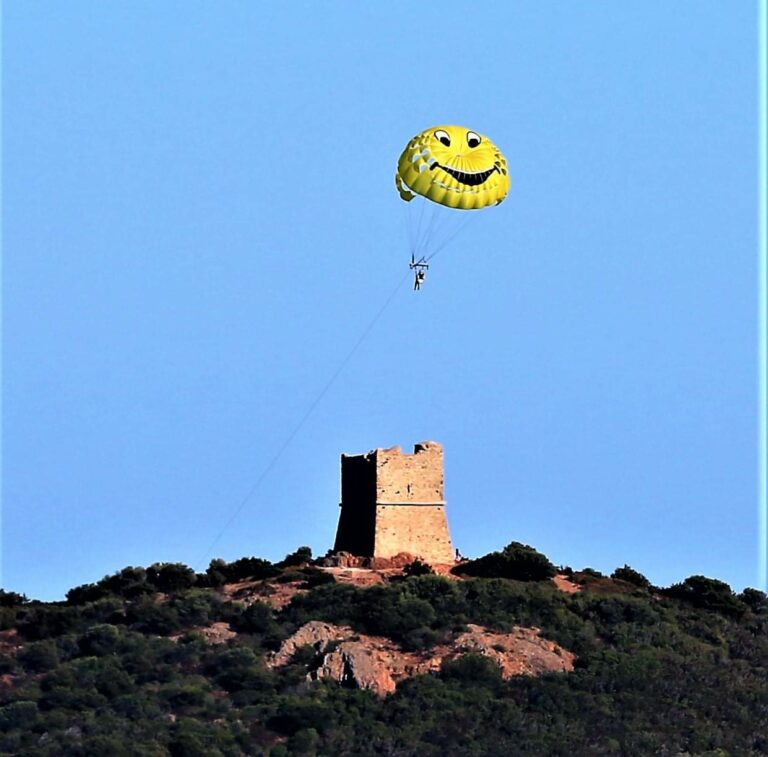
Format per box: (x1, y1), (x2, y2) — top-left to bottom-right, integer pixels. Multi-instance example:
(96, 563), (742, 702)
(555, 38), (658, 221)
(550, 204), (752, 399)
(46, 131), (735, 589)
(316, 641), (398, 695)
(322, 552), (423, 570)
(453, 625), (574, 677)
(267, 621), (350, 667)
(266, 621), (575, 697)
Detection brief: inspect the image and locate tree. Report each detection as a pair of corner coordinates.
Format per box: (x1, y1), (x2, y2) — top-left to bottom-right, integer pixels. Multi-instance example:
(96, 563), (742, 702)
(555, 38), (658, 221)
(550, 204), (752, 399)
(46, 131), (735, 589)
(279, 547), (313, 568)
(663, 576), (747, 618)
(231, 601), (276, 634)
(738, 588), (768, 612)
(0, 590), (28, 607)
(611, 565), (651, 589)
(19, 640), (59, 672)
(0, 701), (38, 731)
(146, 563), (196, 593)
(79, 624), (121, 656)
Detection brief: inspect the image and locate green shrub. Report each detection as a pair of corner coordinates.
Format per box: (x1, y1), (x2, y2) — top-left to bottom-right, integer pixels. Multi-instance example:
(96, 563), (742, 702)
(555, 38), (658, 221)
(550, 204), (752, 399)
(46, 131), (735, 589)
(453, 542), (556, 582)
(403, 559), (435, 577)
(611, 565), (651, 589)
(232, 601), (277, 634)
(78, 623), (121, 656)
(146, 563), (197, 593)
(0, 590), (28, 607)
(300, 568), (336, 588)
(0, 701), (38, 731)
(663, 576), (747, 618)
(440, 654), (503, 686)
(278, 546), (313, 568)
(19, 640), (59, 672)
(0, 654), (17, 675)
(739, 588), (768, 611)
(205, 556), (279, 585)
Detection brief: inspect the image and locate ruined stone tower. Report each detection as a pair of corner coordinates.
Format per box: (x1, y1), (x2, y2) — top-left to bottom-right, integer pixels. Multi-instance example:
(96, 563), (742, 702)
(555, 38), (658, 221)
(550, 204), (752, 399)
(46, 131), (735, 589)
(333, 441), (454, 564)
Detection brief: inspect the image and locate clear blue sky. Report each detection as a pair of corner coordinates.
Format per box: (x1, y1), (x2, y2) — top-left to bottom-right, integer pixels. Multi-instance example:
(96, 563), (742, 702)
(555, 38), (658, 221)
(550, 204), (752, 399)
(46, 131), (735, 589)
(2, 2), (761, 601)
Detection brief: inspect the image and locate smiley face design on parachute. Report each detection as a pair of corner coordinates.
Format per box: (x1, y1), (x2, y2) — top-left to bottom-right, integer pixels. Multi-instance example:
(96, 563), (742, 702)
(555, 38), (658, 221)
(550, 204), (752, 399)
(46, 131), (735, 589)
(395, 125), (510, 210)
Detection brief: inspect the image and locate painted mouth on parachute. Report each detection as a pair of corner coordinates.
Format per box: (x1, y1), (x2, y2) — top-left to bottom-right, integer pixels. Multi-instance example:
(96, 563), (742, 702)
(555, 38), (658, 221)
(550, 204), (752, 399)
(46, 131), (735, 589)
(430, 162), (499, 187)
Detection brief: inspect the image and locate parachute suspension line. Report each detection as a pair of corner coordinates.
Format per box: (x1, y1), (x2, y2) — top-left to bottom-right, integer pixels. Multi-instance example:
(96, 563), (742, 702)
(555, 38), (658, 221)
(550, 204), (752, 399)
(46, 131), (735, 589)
(417, 200), (441, 259)
(406, 189), (428, 258)
(194, 269), (412, 571)
(414, 191), (428, 255)
(403, 190), (418, 256)
(411, 199), (426, 257)
(423, 211), (478, 264)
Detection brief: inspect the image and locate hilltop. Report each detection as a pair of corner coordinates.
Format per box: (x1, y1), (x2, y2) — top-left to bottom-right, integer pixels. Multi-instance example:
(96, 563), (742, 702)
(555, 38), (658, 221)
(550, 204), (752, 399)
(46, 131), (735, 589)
(1, 543), (767, 755)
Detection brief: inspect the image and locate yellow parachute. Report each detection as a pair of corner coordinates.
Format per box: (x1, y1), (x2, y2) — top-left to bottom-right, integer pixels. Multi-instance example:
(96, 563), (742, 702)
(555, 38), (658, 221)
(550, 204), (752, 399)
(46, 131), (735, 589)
(395, 125), (510, 210)
(395, 126), (510, 286)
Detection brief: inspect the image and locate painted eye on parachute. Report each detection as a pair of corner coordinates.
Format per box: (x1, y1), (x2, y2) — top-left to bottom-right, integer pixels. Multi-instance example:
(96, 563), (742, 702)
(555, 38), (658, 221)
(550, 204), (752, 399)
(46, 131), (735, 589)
(434, 130), (451, 147)
(467, 131), (481, 148)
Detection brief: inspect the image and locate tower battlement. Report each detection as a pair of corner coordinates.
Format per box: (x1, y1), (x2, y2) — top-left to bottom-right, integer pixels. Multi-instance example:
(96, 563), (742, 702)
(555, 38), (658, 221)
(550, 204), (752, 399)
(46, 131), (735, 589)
(333, 441), (454, 564)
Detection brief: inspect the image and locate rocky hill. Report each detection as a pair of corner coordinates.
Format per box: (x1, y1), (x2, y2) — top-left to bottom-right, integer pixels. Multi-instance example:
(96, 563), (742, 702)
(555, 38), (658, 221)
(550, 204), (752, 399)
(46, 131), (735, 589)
(1, 543), (767, 755)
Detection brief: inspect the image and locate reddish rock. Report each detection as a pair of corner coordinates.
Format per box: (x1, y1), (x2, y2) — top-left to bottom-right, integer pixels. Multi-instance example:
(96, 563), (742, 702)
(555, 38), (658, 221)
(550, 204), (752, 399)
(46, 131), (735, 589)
(267, 620), (575, 697)
(315, 641), (397, 696)
(218, 579), (307, 610)
(553, 574), (582, 594)
(267, 621), (351, 668)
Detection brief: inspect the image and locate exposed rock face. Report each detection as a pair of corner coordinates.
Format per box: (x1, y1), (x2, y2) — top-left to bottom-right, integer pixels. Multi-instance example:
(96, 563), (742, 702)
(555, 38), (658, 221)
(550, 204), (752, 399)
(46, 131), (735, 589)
(552, 574), (582, 594)
(267, 621), (349, 668)
(453, 625), (574, 677)
(316, 641), (398, 695)
(196, 622), (238, 645)
(322, 552), (422, 570)
(267, 621), (575, 697)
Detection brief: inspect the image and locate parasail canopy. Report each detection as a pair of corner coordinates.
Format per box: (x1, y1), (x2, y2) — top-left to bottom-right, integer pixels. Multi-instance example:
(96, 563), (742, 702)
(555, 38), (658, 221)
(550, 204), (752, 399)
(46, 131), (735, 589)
(395, 125), (510, 210)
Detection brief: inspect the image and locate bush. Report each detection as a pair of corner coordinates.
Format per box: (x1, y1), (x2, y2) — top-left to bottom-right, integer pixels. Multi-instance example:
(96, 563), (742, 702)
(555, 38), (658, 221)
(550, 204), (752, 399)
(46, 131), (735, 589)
(739, 588), (768, 611)
(611, 565), (651, 589)
(146, 563), (197, 593)
(78, 624), (121, 656)
(19, 640), (59, 672)
(278, 546), (313, 568)
(231, 601), (277, 634)
(0, 654), (17, 675)
(440, 654), (503, 686)
(0, 590), (28, 607)
(663, 575), (747, 618)
(67, 567), (155, 604)
(66, 582), (113, 604)
(0, 608), (16, 631)
(300, 568), (336, 588)
(453, 542), (556, 582)
(170, 589), (223, 627)
(403, 559), (435, 577)
(0, 701), (38, 731)
(205, 556), (279, 585)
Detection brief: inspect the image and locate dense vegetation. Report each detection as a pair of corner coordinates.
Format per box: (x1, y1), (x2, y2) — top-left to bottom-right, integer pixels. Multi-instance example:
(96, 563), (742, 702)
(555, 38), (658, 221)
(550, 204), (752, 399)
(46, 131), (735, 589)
(1, 545), (767, 756)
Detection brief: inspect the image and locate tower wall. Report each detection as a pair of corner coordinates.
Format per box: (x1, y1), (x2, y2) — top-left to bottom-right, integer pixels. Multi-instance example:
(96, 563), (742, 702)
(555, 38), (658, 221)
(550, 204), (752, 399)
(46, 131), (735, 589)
(333, 441), (454, 564)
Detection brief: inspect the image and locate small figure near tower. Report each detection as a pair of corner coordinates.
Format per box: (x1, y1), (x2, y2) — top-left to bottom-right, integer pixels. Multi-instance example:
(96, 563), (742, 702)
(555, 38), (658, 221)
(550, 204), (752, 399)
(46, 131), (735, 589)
(333, 441), (454, 565)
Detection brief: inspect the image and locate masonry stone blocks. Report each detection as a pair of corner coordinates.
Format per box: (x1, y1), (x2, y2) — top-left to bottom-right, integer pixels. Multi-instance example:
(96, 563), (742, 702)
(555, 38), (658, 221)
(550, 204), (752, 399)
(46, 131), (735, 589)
(333, 441), (454, 564)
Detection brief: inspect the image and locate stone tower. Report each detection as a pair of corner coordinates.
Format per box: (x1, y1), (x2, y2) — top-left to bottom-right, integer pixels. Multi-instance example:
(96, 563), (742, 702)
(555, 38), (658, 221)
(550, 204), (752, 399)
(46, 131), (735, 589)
(333, 441), (454, 564)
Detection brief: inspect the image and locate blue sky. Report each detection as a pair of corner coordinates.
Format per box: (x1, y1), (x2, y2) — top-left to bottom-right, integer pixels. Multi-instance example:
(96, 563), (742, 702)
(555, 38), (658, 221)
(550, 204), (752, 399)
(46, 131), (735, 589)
(2, 2), (762, 600)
